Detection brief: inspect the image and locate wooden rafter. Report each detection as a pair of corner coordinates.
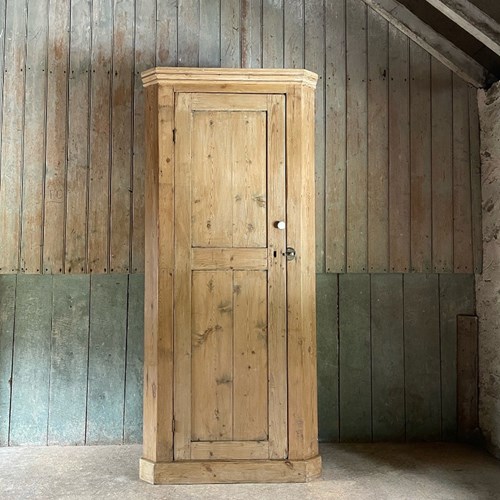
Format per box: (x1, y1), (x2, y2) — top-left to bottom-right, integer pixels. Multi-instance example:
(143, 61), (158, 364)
(360, 0), (492, 87)
(423, 0), (500, 57)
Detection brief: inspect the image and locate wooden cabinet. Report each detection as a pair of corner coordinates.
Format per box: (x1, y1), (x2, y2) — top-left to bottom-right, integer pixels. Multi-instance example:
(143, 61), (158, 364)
(140, 68), (320, 484)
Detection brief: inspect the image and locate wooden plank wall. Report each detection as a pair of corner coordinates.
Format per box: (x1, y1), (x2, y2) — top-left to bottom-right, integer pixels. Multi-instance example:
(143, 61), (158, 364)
(0, 0), (482, 275)
(0, 272), (474, 444)
(0, 0), (482, 446)
(317, 273), (475, 442)
(0, 274), (144, 446)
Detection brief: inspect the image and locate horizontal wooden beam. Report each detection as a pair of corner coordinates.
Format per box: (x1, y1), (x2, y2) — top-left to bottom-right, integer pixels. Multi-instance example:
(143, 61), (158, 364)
(423, 0), (500, 57)
(361, 0), (491, 87)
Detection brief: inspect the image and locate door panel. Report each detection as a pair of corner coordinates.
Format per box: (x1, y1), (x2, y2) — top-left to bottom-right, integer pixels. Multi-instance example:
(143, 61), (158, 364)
(191, 111), (267, 248)
(174, 93), (287, 461)
(191, 270), (233, 442)
(233, 270), (268, 441)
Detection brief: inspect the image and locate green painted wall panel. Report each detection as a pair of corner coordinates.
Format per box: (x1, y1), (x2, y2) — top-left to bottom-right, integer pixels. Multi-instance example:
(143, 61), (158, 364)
(48, 275), (90, 445)
(0, 275), (16, 445)
(339, 274), (372, 441)
(124, 273), (144, 443)
(371, 274), (405, 441)
(404, 274), (441, 441)
(317, 273), (339, 442)
(9, 275), (53, 445)
(1, 272), (476, 445)
(439, 273), (475, 440)
(86, 275), (128, 444)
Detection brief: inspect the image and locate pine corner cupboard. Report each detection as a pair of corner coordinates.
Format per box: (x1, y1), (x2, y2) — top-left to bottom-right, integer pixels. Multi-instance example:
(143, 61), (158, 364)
(140, 67), (320, 485)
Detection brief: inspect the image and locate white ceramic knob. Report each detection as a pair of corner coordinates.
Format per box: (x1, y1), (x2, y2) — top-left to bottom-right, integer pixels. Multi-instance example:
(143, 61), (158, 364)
(276, 221), (286, 230)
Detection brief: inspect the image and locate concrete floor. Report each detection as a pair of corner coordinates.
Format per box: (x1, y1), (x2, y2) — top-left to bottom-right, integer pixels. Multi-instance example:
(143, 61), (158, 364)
(1, 443), (499, 499)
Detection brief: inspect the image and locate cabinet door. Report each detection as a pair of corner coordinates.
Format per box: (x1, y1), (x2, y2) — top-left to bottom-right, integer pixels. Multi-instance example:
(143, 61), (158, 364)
(173, 93), (287, 461)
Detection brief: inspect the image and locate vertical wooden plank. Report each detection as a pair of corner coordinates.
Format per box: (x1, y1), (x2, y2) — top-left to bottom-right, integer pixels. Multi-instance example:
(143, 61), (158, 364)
(132, 0), (156, 273)
(284, 0), (304, 69)
(48, 275), (90, 445)
(20, 0), (48, 274)
(316, 273), (339, 442)
(367, 8), (389, 272)
(346, 0), (368, 272)
(431, 59), (453, 273)
(453, 74), (473, 273)
(65, 0), (91, 274)
(191, 271), (233, 441)
(457, 315), (479, 440)
(0, 0), (27, 273)
(410, 42), (432, 272)
(241, 0), (262, 69)
(469, 86), (482, 273)
(124, 273), (145, 443)
(221, 0), (240, 68)
(262, 0), (283, 68)
(143, 85), (174, 461)
(173, 92), (193, 459)
(200, 0), (221, 67)
(286, 85), (318, 459)
(339, 274), (371, 441)
(88, 0), (112, 273)
(388, 25), (410, 273)
(371, 274), (405, 441)
(0, 275), (16, 445)
(325, 0), (346, 273)
(86, 274), (128, 444)
(110, 0), (134, 273)
(305, 0), (325, 273)
(0, 4), (7, 270)
(43, 0), (70, 274)
(404, 274), (441, 441)
(10, 275), (52, 445)
(233, 271), (268, 441)
(439, 273), (475, 440)
(178, 0), (199, 66)
(156, 0), (178, 66)
(266, 94), (287, 459)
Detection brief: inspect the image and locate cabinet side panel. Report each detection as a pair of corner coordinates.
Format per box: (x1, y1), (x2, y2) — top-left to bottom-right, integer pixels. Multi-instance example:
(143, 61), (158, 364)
(287, 85), (319, 460)
(143, 84), (175, 461)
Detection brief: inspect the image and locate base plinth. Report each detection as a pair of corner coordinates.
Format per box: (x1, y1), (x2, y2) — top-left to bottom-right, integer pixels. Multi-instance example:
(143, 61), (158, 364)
(140, 455), (322, 484)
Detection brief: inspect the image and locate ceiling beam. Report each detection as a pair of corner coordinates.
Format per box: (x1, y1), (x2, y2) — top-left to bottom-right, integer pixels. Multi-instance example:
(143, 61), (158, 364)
(361, 0), (491, 87)
(423, 0), (500, 57)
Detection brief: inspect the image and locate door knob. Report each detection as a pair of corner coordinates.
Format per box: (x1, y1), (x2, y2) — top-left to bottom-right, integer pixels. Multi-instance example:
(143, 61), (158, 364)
(286, 247), (296, 261)
(275, 221), (286, 230)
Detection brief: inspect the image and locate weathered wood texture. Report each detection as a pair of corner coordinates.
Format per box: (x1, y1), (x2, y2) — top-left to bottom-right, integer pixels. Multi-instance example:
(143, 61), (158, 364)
(457, 314), (479, 441)
(334, 272), (475, 442)
(0, 272), (475, 445)
(0, 274), (143, 445)
(0, 0), (481, 274)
